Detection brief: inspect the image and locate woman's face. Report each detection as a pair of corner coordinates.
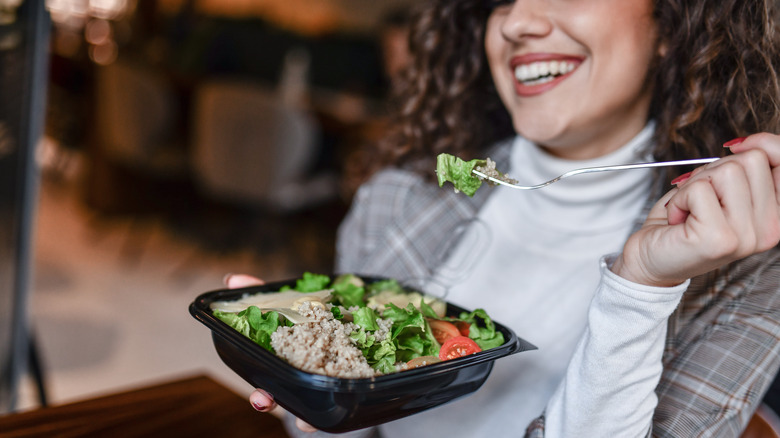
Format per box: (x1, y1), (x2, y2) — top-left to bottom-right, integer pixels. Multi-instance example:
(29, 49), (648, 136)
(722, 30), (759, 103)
(485, 0), (660, 160)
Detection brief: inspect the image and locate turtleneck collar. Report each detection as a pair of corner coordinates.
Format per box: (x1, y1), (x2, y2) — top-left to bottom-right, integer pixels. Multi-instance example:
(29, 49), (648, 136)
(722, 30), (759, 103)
(501, 123), (656, 233)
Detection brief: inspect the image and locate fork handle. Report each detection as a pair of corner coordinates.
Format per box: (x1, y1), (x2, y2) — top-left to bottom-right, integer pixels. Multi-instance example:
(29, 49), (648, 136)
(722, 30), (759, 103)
(566, 157), (719, 176)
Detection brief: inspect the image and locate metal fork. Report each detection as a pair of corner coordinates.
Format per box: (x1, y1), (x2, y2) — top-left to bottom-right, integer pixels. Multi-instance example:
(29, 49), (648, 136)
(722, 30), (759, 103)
(472, 157), (719, 190)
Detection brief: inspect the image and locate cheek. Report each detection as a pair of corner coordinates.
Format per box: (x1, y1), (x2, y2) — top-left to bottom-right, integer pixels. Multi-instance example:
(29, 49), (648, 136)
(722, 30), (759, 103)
(484, 16), (504, 74)
(484, 21), (515, 109)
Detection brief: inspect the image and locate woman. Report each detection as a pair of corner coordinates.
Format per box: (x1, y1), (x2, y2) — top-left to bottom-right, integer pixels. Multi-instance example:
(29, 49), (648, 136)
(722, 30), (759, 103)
(231, 0), (780, 436)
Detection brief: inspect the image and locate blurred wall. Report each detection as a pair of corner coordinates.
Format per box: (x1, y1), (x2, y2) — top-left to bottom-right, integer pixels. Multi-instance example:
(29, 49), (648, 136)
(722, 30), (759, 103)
(156, 0), (416, 35)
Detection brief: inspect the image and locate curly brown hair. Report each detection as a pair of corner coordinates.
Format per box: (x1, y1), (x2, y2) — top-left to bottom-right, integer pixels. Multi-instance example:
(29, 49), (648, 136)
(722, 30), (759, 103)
(652, 0), (780, 162)
(355, 0), (780, 183)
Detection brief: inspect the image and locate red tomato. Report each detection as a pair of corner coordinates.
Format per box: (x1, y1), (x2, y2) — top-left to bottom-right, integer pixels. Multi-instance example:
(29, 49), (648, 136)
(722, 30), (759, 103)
(428, 319), (461, 344)
(454, 321), (470, 336)
(406, 355), (442, 369)
(439, 336), (482, 361)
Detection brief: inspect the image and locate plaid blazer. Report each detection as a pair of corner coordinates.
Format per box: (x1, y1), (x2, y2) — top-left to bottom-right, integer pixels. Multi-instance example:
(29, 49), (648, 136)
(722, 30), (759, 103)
(335, 141), (780, 437)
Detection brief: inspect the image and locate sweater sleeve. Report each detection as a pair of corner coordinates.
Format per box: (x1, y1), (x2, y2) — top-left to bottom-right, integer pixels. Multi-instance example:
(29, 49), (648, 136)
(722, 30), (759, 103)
(541, 255), (689, 437)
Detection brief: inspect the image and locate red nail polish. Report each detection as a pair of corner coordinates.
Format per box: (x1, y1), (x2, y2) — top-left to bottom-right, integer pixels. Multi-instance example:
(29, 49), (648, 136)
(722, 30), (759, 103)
(670, 171), (692, 186)
(723, 137), (747, 148)
(251, 400), (268, 412)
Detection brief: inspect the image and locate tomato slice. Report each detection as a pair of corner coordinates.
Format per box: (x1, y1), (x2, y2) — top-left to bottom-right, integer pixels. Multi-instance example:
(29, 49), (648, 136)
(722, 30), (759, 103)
(406, 355), (442, 369)
(454, 321), (470, 336)
(438, 336), (482, 361)
(427, 319), (461, 344)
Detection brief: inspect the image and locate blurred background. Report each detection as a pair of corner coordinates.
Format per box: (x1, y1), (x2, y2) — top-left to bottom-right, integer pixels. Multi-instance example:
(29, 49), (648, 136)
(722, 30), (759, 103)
(1, 0), (413, 415)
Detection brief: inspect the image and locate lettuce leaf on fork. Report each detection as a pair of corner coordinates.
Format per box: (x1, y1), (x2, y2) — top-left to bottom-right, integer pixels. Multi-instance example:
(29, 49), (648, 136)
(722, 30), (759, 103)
(436, 154), (487, 197)
(436, 153), (517, 197)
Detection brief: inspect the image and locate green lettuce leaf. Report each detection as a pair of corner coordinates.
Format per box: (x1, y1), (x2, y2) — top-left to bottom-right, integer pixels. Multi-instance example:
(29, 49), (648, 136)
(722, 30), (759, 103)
(350, 327), (397, 373)
(295, 272), (331, 292)
(459, 308), (505, 350)
(213, 310), (251, 337)
(382, 303), (439, 362)
(213, 306), (281, 352)
(352, 307), (379, 331)
(436, 153), (487, 197)
(419, 299), (440, 319)
(366, 279), (404, 296)
(280, 272), (331, 292)
(332, 282), (365, 308)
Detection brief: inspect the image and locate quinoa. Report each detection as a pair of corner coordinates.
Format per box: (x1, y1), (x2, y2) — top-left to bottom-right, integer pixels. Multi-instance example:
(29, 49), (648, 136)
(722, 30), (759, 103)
(270, 301), (392, 378)
(475, 158), (518, 185)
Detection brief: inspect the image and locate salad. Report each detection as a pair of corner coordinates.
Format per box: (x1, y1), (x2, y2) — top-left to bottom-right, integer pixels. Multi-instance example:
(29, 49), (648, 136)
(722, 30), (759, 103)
(436, 153), (517, 196)
(210, 273), (505, 377)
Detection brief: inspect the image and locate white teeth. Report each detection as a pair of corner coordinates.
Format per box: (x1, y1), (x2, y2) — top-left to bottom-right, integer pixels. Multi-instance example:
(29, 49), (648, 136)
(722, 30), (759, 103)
(549, 60), (559, 75)
(538, 62), (549, 77)
(514, 60), (576, 83)
(529, 63), (539, 78)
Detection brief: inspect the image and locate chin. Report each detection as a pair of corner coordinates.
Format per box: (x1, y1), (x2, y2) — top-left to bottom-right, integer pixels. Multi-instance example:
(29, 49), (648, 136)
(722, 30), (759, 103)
(514, 123), (565, 146)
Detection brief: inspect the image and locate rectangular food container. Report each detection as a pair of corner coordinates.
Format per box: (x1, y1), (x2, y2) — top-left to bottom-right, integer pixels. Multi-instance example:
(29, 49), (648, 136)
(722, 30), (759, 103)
(190, 277), (536, 433)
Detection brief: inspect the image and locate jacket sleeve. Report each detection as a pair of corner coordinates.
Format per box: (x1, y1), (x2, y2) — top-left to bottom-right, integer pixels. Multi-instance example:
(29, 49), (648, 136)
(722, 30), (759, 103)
(652, 247), (780, 437)
(335, 169), (419, 275)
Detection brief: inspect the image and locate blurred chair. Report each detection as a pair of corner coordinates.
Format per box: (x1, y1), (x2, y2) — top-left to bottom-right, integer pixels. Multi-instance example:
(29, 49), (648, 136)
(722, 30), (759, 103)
(190, 78), (336, 213)
(93, 60), (185, 177)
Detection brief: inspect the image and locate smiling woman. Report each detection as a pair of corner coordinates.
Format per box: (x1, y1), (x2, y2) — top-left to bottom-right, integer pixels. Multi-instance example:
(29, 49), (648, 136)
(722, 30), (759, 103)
(231, 0), (780, 437)
(485, 0), (659, 159)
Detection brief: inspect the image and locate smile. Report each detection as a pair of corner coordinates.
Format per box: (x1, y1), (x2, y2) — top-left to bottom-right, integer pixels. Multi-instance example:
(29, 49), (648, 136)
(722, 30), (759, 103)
(514, 60), (577, 85)
(510, 55), (583, 97)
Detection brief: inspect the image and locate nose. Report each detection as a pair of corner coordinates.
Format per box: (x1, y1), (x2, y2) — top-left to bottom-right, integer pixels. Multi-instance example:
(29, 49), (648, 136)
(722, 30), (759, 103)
(500, 1), (553, 41)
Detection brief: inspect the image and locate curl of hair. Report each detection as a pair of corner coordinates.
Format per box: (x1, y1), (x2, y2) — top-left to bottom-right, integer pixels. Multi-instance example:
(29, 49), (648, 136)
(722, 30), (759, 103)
(369, 0), (513, 178)
(651, 0), (780, 162)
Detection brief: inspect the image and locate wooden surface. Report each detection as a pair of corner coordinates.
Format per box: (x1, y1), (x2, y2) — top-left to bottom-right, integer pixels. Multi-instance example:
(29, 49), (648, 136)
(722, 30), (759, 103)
(0, 374), (289, 438)
(742, 404), (780, 438)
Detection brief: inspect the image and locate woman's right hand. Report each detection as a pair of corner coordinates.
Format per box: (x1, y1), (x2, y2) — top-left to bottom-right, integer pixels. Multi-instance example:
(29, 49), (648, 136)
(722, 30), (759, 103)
(613, 133), (780, 287)
(223, 273), (318, 433)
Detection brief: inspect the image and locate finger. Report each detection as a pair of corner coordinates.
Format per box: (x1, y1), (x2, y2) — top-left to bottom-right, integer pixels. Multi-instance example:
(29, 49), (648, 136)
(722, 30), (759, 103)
(668, 160), (754, 232)
(705, 161), (757, 252)
(667, 178), (737, 254)
(727, 134), (780, 213)
(249, 389), (276, 412)
(726, 133), (780, 167)
(721, 137), (780, 247)
(295, 418), (318, 433)
(646, 187), (677, 224)
(669, 160), (715, 188)
(224, 273), (265, 288)
(725, 150), (778, 244)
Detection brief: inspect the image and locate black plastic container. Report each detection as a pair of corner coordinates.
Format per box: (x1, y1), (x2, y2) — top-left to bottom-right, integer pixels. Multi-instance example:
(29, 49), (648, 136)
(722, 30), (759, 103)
(190, 278), (537, 433)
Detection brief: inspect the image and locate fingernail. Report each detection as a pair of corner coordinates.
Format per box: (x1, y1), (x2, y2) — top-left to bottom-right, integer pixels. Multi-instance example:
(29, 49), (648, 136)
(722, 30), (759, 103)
(664, 199), (670, 207)
(222, 273), (233, 285)
(723, 137), (747, 148)
(251, 400), (268, 412)
(671, 171), (692, 186)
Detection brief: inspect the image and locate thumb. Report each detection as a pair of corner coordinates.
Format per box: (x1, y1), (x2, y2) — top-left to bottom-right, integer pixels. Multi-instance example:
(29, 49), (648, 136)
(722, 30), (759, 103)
(645, 188), (677, 226)
(224, 274), (265, 288)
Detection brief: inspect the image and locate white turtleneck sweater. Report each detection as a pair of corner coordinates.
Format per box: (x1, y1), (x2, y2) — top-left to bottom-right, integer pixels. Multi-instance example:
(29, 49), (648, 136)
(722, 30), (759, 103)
(290, 126), (688, 438)
(373, 125), (688, 437)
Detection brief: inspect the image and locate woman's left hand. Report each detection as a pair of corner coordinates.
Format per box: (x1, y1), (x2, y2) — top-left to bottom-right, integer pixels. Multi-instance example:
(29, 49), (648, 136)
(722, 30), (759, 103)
(613, 133), (780, 287)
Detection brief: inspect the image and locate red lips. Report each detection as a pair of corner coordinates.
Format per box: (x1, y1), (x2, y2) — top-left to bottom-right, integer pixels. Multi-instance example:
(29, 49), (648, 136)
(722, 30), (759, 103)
(510, 53), (584, 97)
